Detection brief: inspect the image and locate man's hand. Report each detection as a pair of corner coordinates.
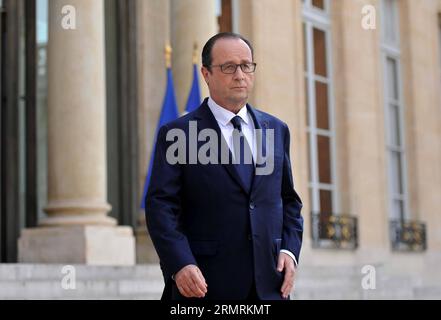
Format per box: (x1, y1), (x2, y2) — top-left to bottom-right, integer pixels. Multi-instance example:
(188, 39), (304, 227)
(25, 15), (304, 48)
(277, 252), (296, 299)
(175, 264), (208, 298)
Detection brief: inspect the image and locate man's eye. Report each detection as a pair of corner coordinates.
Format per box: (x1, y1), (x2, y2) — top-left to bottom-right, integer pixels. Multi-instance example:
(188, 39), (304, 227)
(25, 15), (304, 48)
(223, 64), (236, 72)
(242, 64), (252, 72)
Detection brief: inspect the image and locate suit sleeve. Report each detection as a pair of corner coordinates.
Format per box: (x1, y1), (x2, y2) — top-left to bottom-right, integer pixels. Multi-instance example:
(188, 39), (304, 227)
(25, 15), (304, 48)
(281, 123), (304, 264)
(144, 125), (196, 280)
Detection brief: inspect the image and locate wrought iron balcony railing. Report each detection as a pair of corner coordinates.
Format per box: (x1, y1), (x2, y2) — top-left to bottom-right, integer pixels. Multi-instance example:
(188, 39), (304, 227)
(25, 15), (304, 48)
(390, 219), (427, 252)
(311, 212), (358, 250)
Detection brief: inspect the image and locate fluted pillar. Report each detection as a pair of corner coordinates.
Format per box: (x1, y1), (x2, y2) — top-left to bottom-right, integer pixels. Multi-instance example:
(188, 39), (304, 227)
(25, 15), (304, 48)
(18, 0), (135, 265)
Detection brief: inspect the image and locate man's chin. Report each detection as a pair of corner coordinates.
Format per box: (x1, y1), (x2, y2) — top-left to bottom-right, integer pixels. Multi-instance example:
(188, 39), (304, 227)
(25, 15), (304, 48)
(229, 94), (248, 105)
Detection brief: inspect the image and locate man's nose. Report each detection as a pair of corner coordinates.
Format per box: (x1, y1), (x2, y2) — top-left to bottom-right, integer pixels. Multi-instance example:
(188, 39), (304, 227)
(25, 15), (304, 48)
(233, 66), (245, 80)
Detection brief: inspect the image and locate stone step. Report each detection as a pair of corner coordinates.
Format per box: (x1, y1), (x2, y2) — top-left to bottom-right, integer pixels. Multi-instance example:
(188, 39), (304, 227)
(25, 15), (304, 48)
(1, 263), (440, 299)
(0, 264), (162, 281)
(0, 279), (163, 299)
(0, 264), (164, 300)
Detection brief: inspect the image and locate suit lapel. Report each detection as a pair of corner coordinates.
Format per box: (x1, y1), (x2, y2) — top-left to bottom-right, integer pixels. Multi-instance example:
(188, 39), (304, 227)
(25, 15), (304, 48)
(193, 99), (250, 194)
(247, 105), (268, 195)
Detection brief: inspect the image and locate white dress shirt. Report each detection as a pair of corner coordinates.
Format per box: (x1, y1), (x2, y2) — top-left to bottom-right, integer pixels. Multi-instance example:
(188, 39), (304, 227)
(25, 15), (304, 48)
(207, 97), (297, 266)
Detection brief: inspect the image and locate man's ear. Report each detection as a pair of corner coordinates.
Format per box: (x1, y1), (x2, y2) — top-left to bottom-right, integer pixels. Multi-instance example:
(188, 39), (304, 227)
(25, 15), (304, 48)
(201, 66), (210, 85)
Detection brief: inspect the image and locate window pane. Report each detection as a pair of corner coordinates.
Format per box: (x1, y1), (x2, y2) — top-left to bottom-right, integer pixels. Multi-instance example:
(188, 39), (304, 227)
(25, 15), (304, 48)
(307, 134), (312, 182)
(315, 81), (329, 130)
(317, 135), (331, 184)
(217, 0), (233, 33)
(390, 151), (403, 195)
(305, 78), (309, 125)
(313, 28), (327, 77)
(392, 199), (404, 220)
(309, 187), (314, 212)
(319, 189), (333, 214)
(382, 0), (398, 44)
(303, 23), (307, 72)
(386, 57), (398, 100)
(312, 0), (325, 10)
(37, 0), (49, 222)
(388, 104), (401, 146)
(439, 17), (441, 83)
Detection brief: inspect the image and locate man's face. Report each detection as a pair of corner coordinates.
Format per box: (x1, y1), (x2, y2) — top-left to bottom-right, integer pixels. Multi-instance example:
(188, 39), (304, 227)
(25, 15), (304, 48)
(201, 38), (255, 112)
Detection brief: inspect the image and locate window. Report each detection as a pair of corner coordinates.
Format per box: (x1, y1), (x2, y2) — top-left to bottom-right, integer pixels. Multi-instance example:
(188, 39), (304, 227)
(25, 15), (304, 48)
(216, 0), (237, 33)
(36, 0), (48, 223)
(382, 0), (399, 46)
(302, 0), (329, 14)
(302, 0), (337, 217)
(439, 14), (441, 89)
(312, 0), (325, 11)
(381, 0), (408, 221)
(1, 0), (38, 261)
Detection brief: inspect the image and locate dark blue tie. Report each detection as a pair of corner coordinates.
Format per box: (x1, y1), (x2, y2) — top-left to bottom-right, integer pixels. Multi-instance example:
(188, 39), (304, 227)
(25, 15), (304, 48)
(230, 116), (254, 193)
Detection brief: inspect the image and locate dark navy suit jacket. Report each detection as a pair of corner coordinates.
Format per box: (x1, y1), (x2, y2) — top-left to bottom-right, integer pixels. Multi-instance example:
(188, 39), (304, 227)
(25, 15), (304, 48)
(145, 98), (303, 300)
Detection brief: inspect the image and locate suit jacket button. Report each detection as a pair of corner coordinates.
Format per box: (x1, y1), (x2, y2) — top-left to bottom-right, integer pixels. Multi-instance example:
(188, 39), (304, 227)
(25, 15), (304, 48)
(248, 234), (252, 241)
(249, 202), (255, 210)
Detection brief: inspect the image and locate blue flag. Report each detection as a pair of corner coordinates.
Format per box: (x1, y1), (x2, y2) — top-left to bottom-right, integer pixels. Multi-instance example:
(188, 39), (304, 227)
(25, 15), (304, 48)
(184, 64), (202, 113)
(141, 68), (179, 209)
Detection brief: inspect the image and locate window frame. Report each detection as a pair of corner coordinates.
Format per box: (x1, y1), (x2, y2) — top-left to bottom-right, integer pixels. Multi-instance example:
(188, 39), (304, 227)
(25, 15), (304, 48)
(302, 2), (339, 218)
(380, 0), (410, 222)
(302, 0), (330, 15)
(438, 14), (441, 92)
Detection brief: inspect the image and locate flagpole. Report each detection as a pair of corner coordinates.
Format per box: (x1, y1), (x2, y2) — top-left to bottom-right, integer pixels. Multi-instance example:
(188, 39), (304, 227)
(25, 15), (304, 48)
(184, 42), (202, 114)
(192, 42), (198, 64)
(165, 44), (172, 68)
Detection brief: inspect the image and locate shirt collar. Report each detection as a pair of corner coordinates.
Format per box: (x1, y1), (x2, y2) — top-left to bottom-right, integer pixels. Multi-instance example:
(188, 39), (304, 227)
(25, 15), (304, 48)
(207, 97), (249, 127)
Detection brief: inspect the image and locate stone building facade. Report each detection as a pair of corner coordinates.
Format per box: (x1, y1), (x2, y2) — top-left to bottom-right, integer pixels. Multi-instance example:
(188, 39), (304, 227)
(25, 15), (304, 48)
(1, 0), (441, 298)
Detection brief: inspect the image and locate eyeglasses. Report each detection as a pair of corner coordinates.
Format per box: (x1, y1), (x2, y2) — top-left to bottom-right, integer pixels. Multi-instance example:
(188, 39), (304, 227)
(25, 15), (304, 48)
(209, 62), (257, 74)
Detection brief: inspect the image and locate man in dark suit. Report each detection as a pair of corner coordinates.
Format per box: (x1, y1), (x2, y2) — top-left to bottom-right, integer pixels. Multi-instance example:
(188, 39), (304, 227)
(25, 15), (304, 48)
(145, 32), (303, 300)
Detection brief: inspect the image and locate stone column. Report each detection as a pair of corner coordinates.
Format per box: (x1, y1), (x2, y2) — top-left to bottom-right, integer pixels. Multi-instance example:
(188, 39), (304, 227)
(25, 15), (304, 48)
(400, 0), (441, 274)
(170, 0), (217, 111)
(18, 0), (135, 265)
(135, 0), (170, 264)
